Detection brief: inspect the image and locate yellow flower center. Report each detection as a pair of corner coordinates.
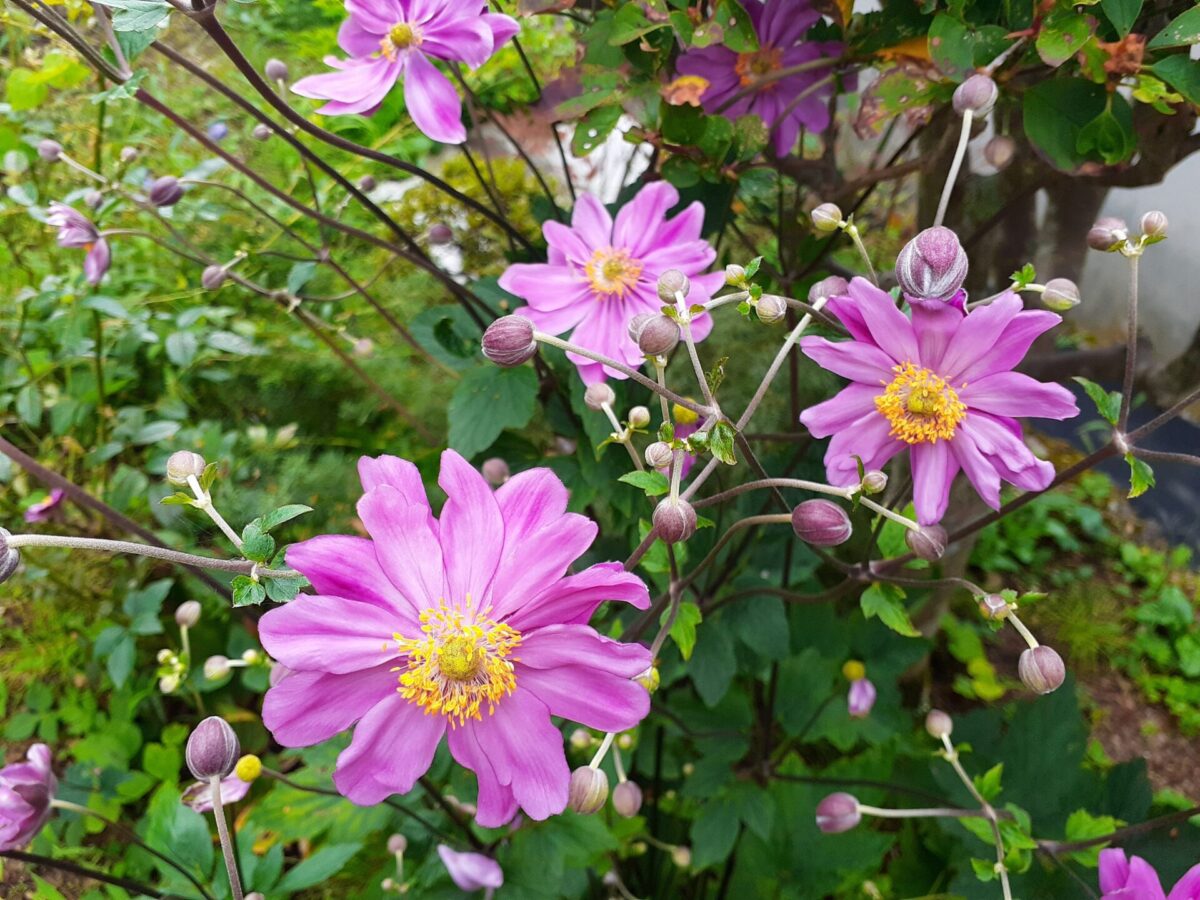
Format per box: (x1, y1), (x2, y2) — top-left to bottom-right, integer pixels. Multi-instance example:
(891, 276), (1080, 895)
(381, 22), (421, 60)
(393, 603), (521, 726)
(585, 247), (643, 298)
(734, 46), (784, 88)
(874, 363), (967, 444)
(672, 402), (699, 426)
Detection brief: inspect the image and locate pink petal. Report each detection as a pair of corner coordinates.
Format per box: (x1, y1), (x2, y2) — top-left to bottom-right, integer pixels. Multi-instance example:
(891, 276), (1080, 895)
(958, 308), (1064, 382)
(517, 664), (649, 733)
(911, 440), (958, 525)
(1099, 849), (1132, 893)
(542, 219), (595, 265)
(489, 515), (597, 621)
(613, 182), (680, 255)
(403, 52), (466, 144)
(437, 844), (504, 891)
(357, 486), (446, 611)
(909, 298), (964, 370)
(263, 664), (399, 747)
(483, 13), (520, 50)
(800, 383), (881, 438)
(517, 624), (650, 676)
(845, 277), (918, 365)
(959, 372), (1078, 420)
(514, 292), (592, 336)
(357, 454), (430, 507)
(437, 449), (504, 608)
(422, 16), (495, 67)
(85, 238), (110, 285)
(259, 595), (402, 674)
(639, 238), (718, 278)
(333, 694), (446, 804)
(345, 0), (402, 32)
(800, 336), (898, 385)
(498, 263), (590, 314)
(507, 562), (650, 632)
(285, 535), (422, 628)
(292, 57), (402, 116)
(1167, 864), (1200, 900)
(338, 16), (383, 57)
(948, 427), (1002, 509)
(937, 293), (1023, 382)
(570, 194), (613, 250)
(469, 689), (569, 820)
(822, 411), (905, 486)
(447, 724), (519, 828)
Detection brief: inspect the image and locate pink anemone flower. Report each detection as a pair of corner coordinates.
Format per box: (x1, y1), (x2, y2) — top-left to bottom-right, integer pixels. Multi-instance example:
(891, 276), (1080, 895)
(292, 0), (519, 144)
(0, 744), (57, 851)
(1099, 848), (1200, 899)
(799, 278), (1078, 525)
(259, 451), (652, 826)
(24, 489), (65, 524)
(498, 182), (722, 384)
(47, 203), (110, 285)
(438, 844), (503, 892)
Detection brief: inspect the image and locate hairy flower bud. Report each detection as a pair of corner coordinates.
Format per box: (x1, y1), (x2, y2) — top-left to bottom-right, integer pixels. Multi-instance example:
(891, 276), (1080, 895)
(1141, 210), (1168, 239)
(204, 655), (231, 680)
(756, 293), (788, 325)
(208, 122), (229, 142)
(264, 58), (289, 82)
(568, 766), (609, 814)
(627, 313), (654, 345)
(569, 728), (592, 750)
(0, 528), (21, 584)
(186, 716), (240, 780)
(925, 709), (953, 739)
(37, 139), (62, 162)
(653, 498), (697, 544)
(656, 269), (690, 302)
(809, 275), (849, 304)
(1087, 217), (1128, 252)
(481, 315), (536, 367)
(861, 470), (888, 495)
(671, 846), (692, 868)
(979, 593), (1010, 620)
(815, 793), (861, 833)
(983, 135), (1015, 170)
(953, 74), (998, 117)
(896, 226), (968, 302)
(427, 223), (453, 244)
(481, 457), (509, 486)
(166, 450), (206, 486)
(201, 265), (227, 290)
(628, 406), (651, 429)
(791, 499), (852, 547)
(637, 315), (680, 357)
(725, 263), (746, 285)
(613, 780), (643, 818)
(811, 202), (843, 232)
(149, 175), (185, 207)
(252, 124), (272, 142)
(84, 190), (103, 209)
(645, 442), (674, 470)
(359, 175), (377, 192)
(119, 146), (139, 163)
(245, 894), (265, 900)
(905, 524), (947, 561)
(584, 382), (616, 411)
(1019, 645), (1066, 694)
(175, 601), (201, 628)
(1037, 278), (1080, 312)
(388, 833), (408, 854)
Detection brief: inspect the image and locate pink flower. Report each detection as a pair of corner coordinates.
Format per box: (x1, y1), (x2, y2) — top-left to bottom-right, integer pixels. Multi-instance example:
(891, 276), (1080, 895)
(180, 774), (252, 813)
(798, 277), (1078, 525)
(0, 744), (57, 851)
(291, 0), (519, 144)
(675, 0), (842, 156)
(47, 203), (110, 285)
(438, 844), (503, 892)
(847, 678), (876, 718)
(1099, 848), (1200, 899)
(259, 451), (652, 826)
(24, 489), (65, 524)
(498, 182), (721, 384)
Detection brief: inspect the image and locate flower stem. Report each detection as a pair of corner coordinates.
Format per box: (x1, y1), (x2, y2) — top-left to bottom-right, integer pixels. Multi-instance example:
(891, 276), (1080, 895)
(940, 734), (1012, 900)
(590, 731), (617, 768)
(680, 313), (717, 412)
(209, 775), (244, 900)
(934, 109), (973, 228)
(1006, 611), (1039, 650)
(187, 475), (245, 551)
(844, 223), (878, 285)
(1118, 253), (1140, 432)
(857, 804), (990, 820)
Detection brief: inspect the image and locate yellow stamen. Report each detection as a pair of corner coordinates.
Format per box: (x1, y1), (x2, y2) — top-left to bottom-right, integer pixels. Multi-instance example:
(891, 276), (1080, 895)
(842, 660), (866, 682)
(380, 22), (421, 60)
(585, 247), (643, 298)
(672, 402), (700, 427)
(734, 46), (784, 89)
(874, 362), (967, 444)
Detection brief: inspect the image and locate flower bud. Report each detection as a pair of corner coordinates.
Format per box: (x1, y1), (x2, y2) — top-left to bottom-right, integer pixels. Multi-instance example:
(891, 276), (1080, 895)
(387, 833), (408, 854)
(636, 665), (660, 693)
(905, 524), (947, 561)
(186, 716), (240, 779)
(925, 709), (953, 739)
(791, 499), (852, 547)
(725, 263), (746, 285)
(815, 793), (861, 833)
(896, 226), (968, 302)
(352, 338), (374, 358)
(175, 601), (201, 628)
(671, 846), (692, 868)
(38, 139), (62, 161)
(983, 134), (1016, 170)
(245, 893), (265, 900)
(645, 442), (674, 470)
(252, 124), (272, 142)
(637, 315), (680, 357)
(653, 499), (697, 544)
(569, 728), (592, 750)
(1019, 645), (1065, 695)
(481, 315), (536, 367)
(613, 780), (643, 818)
(234, 754), (262, 782)
(241, 648), (261, 664)
(149, 175), (185, 207)
(264, 58), (289, 82)
(427, 223), (453, 244)
(0, 528), (21, 584)
(584, 382), (615, 411)
(627, 313), (654, 345)
(359, 175), (377, 192)
(159, 674), (180, 694)
(756, 293), (788, 325)
(166, 450), (206, 486)
(953, 74), (998, 117)
(811, 202), (843, 232)
(1087, 217), (1128, 252)
(204, 655), (231, 680)
(202, 265), (227, 290)
(1141, 210), (1168, 239)
(861, 470), (887, 495)
(208, 122), (229, 142)
(629, 406), (651, 429)
(84, 190), (103, 209)
(481, 457), (509, 486)
(978, 593), (1009, 620)
(120, 146), (139, 163)
(656, 269), (690, 303)
(808, 275), (849, 304)
(1041, 278), (1080, 312)
(567, 766), (609, 814)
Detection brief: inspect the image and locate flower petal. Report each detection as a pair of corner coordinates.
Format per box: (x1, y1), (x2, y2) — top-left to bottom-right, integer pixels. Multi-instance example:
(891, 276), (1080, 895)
(845, 277), (919, 365)
(357, 486), (446, 611)
(822, 411), (905, 486)
(959, 372), (1078, 420)
(333, 694), (446, 804)
(800, 336), (897, 385)
(438, 449), (504, 607)
(263, 664), (399, 747)
(613, 181), (680, 256)
(959, 309), (1064, 382)
(518, 624), (651, 676)
(422, 16), (494, 68)
(1167, 863), (1200, 900)
(507, 562), (650, 632)
(285, 535), (421, 627)
(357, 455), (430, 508)
(800, 383), (881, 438)
(949, 426), (1002, 509)
(437, 845), (504, 892)
(911, 440), (958, 525)
(403, 52), (466, 144)
(292, 57), (402, 116)
(446, 724), (519, 828)
(570, 194), (613, 249)
(259, 595), (402, 674)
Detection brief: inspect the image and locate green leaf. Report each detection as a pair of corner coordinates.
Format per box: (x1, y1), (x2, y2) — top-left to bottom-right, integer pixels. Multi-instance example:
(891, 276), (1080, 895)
(669, 602), (703, 660)
(258, 504), (313, 533)
(447, 365), (538, 459)
(1125, 452), (1155, 498)
(971, 857), (998, 882)
(165, 331), (199, 367)
(608, 3), (664, 45)
(5, 70), (49, 111)
(714, 0), (759, 53)
(287, 261), (317, 296)
(240, 522), (277, 563)
(709, 420), (738, 465)
(691, 624), (737, 706)
(275, 843), (362, 893)
(1073, 377), (1122, 425)
(1063, 809), (1124, 866)
(1076, 101), (1136, 165)
(91, 70), (149, 104)
(690, 797), (740, 868)
(142, 743), (181, 784)
(860, 583), (920, 637)
(974, 763), (1004, 802)
(232, 576), (268, 608)
(107, 635), (136, 688)
(264, 573), (308, 603)
(1024, 78), (1110, 171)
(618, 470), (670, 496)
(1101, 0), (1143, 37)
(1148, 6), (1200, 49)
(572, 104), (622, 155)
(93, 0), (171, 32)
(1036, 12), (1094, 67)
(1151, 55), (1200, 106)
(15, 384), (42, 427)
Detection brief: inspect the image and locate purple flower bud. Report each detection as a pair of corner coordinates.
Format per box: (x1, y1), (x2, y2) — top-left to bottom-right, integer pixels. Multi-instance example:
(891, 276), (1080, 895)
(925, 709), (953, 739)
(119, 146), (139, 163)
(1087, 217), (1128, 252)
(427, 223), (454, 244)
(756, 293), (788, 325)
(656, 269), (690, 302)
(861, 470), (888, 494)
(953, 74), (998, 117)
(584, 382), (615, 411)
(359, 175), (377, 192)
(0, 527), (21, 584)
(627, 313), (654, 344)
(636, 315), (680, 357)
(149, 176), (184, 208)
(207, 121), (229, 143)
(809, 275), (850, 304)
(186, 716), (240, 780)
(791, 499), (852, 547)
(481, 457), (510, 486)
(387, 833), (408, 854)
(481, 315), (536, 367)
(1140, 210), (1168, 239)
(353, 338), (374, 358)
(84, 190), (103, 209)
(1042, 278), (1080, 312)
(613, 780), (643, 818)
(653, 498), (697, 544)
(978, 593), (1010, 620)
(905, 524), (947, 561)
(645, 441), (673, 470)
(201, 265), (227, 291)
(166, 450), (206, 486)
(725, 263), (746, 285)
(896, 226), (968, 302)
(815, 793), (861, 833)
(175, 601), (201, 628)
(1019, 645), (1066, 694)
(264, 58), (289, 82)
(567, 766), (609, 814)
(811, 202), (843, 232)
(629, 406), (651, 429)
(847, 677), (876, 718)
(983, 135), (1016, 170)
(252, 124), (272, 142)
(37, 140), (62, 162)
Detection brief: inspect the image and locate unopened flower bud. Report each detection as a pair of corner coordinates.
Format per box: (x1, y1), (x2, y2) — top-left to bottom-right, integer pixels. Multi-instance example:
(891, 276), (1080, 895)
(149, 175), (185, 207)
(671, 846), (692, 868)
(637, 315), (680, 356)
(0, 528), (21, 584)
(84, 190), (103, 209)
(617, 734), (633, 750)
(175, 601), (201, 628)
(157, 649), (174, 664)
(725, 263), (746, 285)
(983, 135), (1016, 170)
(896, 226), (968, 302)
(953, 74), (998, 117)
(245, 893), (265, 900)
(208, 122), (229, 142)
(653, 499), (697, 544)
(427, 223), (453, 244)
(353, 338), (374, 358)
(811, 202), (843, 232)
(38, 139), (62, 161)
(809, 275), (849, 304)
(756, 293), (787, 325)
(120, 146), (138, 163)
(204, 655), (231, 680)
(264, 58), (289, 82)
(159, 674), (180, 694)
(481, 457), (509, 486)
(925, 709), (953, 739)
(568, 766), (609, 814)
(1087, 217), (1128, 252)
(861, 470), (888, 494)
(241, 649), (261, 664)
(570, 728), (592, 750)
(235, 754), (262, 782)
(252, 124), (271, 142)
(815, 792), (861, 833)
(166, 450), (206, 486)
(1019, 645), (1065, 694)
(791, 499), (852, 547)
(657, 269), (691, 302)
(645, 442), (673, 469)
(629, 406), (651, 428)
(627, 313), (654, 345)
(359, 175), (376, 192)
(387, 833), (408, 854)
(186, 716), (240, 779)
(636, 665), (660, 693)
(481, 315), (536, 367)
(613, 781), (643, 818)
(1041, 278), (1080, 311)
(584, 382), (616, 411)
(1141, 210), (1168, 239)
(905, 524), (947, 561)
(202, 265), (227, 290)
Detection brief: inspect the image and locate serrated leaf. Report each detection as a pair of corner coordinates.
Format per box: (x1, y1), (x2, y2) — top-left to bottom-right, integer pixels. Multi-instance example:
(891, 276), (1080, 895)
(1125, 452), (1155, 498)
(618, 470), (670, 496)
(240, 523), (277, 563)
(860, 583), (920, 637)
(1073, 377), (1121, 425)
(709, 420), (738, 465)
(231, 576), (267, 608)
(668, 602), (703, 660)
(93, 0), (171, 32)
(447, 365), (538, 459)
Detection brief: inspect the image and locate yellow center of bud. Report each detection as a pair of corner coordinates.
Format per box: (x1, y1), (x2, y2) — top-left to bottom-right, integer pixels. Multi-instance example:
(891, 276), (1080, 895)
(874, 363), (967, 444)
(585, 247), (643, 298)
